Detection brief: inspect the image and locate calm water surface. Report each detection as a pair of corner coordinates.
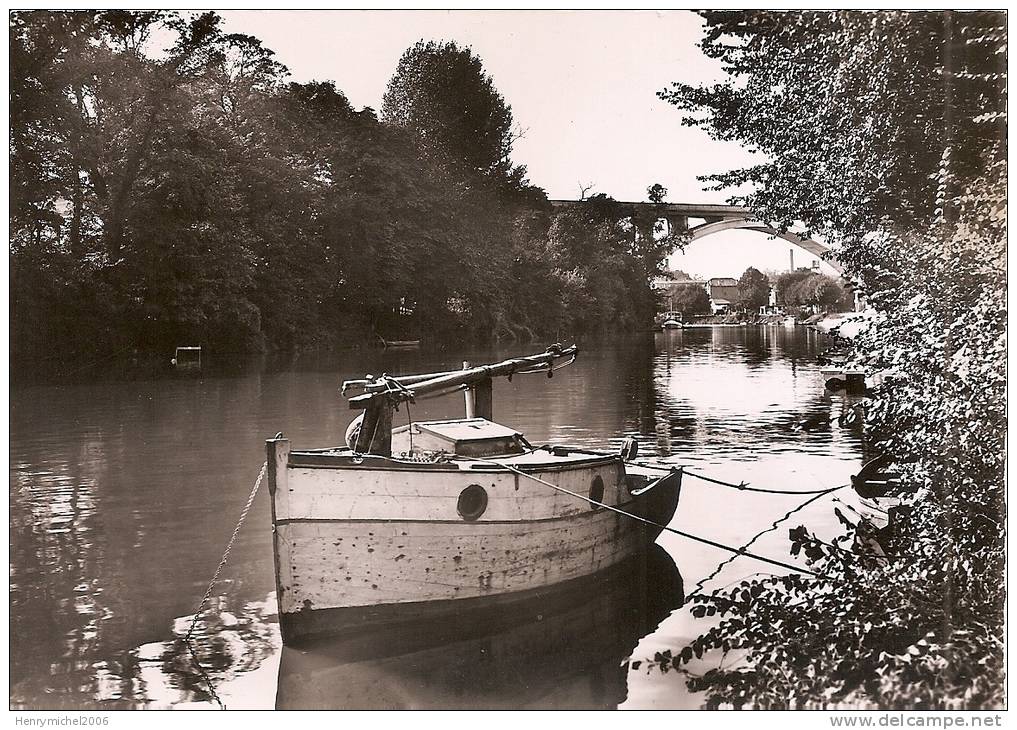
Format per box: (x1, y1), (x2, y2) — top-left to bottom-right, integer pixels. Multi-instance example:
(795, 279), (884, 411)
(10, 328), (866, 709)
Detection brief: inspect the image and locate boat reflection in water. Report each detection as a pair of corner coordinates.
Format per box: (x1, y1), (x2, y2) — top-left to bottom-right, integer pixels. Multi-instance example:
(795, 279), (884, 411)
(276, 544), (683, 710)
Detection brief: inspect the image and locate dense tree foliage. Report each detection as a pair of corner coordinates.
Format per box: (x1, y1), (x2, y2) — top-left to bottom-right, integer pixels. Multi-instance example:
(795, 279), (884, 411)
(775, 269), (850, 311)
(655, 10), (1005, 708)
(382, 40), (526, 194)
(647, 183), (668, 204)
(734, 266), (769, 311)
(665, 283), (711, 317)
(10, 13), (669, 376)
(660, 11), (1004, 243)
(662, 268), (693, 281)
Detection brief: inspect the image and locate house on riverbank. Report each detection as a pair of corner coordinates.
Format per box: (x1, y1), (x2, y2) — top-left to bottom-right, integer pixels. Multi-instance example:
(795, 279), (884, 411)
(706, 277), (740, 314)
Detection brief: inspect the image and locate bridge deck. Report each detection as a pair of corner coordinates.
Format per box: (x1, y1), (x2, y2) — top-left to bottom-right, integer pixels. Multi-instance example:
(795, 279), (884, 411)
(548, 199), (750, 218)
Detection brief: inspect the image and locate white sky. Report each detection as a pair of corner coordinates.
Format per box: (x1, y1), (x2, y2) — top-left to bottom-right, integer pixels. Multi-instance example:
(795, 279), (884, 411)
(218, 10), (835, 279)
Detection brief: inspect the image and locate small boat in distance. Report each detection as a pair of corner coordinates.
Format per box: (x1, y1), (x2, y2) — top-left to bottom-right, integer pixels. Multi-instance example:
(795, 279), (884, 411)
(170, 346), (201, 372)
(379, 337), (421, 348)
(265, 345), (683, 645)
(661, 312), (683, 329)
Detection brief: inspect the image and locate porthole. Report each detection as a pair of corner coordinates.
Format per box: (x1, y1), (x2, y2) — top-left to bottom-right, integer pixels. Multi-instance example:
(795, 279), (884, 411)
(457, 484), (488, 521)
(590, 475), (605, 509)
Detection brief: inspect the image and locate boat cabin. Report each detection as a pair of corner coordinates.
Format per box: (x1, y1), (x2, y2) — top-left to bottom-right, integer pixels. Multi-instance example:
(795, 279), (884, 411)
(391, 418), (527, 458)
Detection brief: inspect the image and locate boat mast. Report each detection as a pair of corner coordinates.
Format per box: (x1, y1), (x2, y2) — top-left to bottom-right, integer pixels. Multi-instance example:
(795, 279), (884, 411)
(346, 345), (577, 456)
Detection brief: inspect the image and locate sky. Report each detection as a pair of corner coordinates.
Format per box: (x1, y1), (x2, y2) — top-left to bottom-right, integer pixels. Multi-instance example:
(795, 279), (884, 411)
(217, 10), (835, 279)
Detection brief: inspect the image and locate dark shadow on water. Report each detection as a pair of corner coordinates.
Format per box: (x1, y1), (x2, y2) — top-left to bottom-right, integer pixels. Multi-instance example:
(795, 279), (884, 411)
(275, 544), (684, 710)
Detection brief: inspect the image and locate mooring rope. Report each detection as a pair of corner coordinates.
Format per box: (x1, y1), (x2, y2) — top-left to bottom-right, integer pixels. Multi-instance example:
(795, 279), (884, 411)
(463, 457), (828, 578)
(685, 485), (847, 602)
(683, 468), (843, 495)
(622, 459), (844, 496)
(183, 462), (267, 711)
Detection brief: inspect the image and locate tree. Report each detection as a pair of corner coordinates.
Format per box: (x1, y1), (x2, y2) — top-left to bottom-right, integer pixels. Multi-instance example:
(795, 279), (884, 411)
(659, 11), (1004, 244)
(647, 183), (668, 204)
(542, 196), (668, 336)
(663, 268), (693, 281)
(382, 40), (519, 185)
(735, 266), (769, 311)
(775, 270), (850, 311)
(10, 12), (95, 253)
(10, 11), (672, 378)
(654, 10), (1005, 709)
(10, 11), (262, 362)
(790, 275), (841, 309)
(667, 283), (710, 317)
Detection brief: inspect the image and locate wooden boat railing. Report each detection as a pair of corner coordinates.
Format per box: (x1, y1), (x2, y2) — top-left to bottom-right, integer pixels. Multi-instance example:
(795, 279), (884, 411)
(342, 344), (578, 456)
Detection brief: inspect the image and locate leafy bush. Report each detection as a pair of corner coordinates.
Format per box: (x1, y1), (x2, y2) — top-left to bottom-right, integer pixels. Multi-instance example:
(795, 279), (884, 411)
(656, 10), (1005, 708)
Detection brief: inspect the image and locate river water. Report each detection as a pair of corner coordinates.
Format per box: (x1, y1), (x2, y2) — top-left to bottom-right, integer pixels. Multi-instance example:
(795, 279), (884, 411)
(10, 327), (868, 710)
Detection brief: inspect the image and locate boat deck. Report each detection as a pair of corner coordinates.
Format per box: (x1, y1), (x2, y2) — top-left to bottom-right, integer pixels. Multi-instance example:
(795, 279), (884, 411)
(290, 445), (617, 472)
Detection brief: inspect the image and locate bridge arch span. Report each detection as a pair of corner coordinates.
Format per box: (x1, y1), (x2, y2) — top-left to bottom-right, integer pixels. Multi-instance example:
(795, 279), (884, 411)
(546, 199), (844, 276)
(686, 218), (843, 275)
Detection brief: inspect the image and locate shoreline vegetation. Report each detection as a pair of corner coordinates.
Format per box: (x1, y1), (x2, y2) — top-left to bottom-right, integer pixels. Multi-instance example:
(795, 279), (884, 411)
(11, 17), (680, 381)
(648, 10), (1005, 709)
(674, 312), (830, 327)
(11, 316), (844, 386)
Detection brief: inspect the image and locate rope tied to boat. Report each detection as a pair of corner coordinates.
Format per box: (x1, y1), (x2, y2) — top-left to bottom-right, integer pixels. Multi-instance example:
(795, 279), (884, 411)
(622, 459), (844, 496)
(382, 375), (416, 401)
(685, 485), (847, 602)
(183, 461), (267, 710)
(461, 456), (833, 579)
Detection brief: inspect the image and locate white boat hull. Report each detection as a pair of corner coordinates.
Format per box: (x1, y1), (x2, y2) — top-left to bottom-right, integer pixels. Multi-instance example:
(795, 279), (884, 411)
(275, 544), (683, 709)
(267, 440), (681, 644)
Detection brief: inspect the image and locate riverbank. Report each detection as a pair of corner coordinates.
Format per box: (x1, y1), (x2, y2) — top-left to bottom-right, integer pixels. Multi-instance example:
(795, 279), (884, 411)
(805, 311), (871, 339)
(13, 310), (866, 386)
(678, 310), (855, 327)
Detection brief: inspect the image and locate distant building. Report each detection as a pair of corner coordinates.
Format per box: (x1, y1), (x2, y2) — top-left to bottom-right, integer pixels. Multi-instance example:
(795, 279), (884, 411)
(759, 285), (781, 315)
(706, 277), (741, 314)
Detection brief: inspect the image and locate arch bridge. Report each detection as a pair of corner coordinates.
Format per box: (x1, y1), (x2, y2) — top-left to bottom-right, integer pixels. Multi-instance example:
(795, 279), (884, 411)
(548, 200), (842, 275)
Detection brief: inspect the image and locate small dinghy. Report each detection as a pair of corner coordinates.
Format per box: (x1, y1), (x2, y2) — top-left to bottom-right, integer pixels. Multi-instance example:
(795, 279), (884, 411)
(171, 346), (202, 373)
(379, 337), (421, 348)
(851, 454), (903, 530)
(265, 345), (683, 645)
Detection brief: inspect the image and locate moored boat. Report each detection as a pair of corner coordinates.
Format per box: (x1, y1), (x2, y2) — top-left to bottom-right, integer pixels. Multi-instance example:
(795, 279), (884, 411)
(170, 346), (202, 373)
(820, 364), (866, 391)
(266, 345), (683, 645)
(661, 312), (683, 330)
(380, 337), (421, 348)
(850, 455), (904, 530)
